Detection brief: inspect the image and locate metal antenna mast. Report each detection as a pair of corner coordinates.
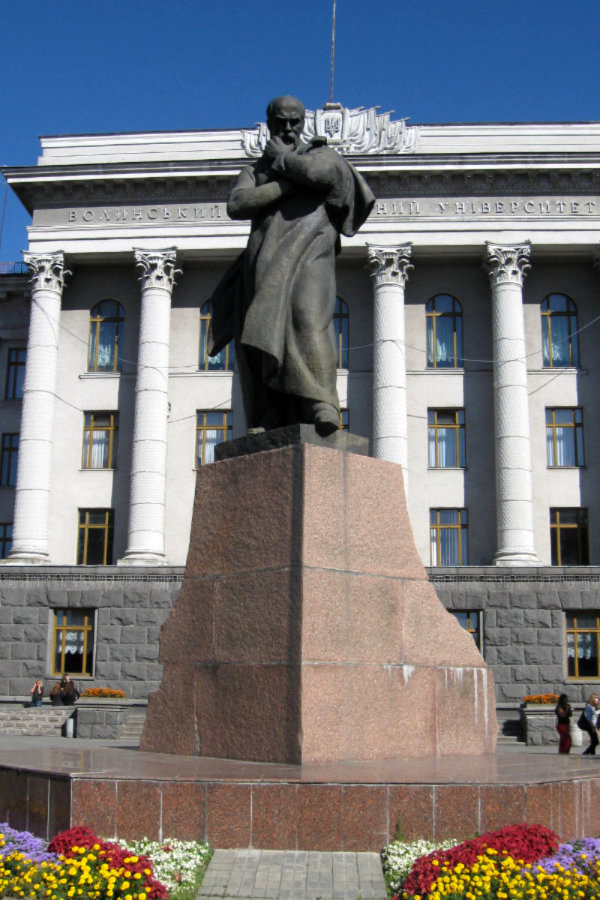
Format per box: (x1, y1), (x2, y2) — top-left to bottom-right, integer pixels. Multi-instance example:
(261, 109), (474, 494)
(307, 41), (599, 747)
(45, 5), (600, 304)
(329, 0), (337, 103)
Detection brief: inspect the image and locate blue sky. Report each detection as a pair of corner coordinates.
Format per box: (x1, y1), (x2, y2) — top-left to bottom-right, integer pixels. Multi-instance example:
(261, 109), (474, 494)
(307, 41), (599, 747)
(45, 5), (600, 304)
(2, 0), (599, 260)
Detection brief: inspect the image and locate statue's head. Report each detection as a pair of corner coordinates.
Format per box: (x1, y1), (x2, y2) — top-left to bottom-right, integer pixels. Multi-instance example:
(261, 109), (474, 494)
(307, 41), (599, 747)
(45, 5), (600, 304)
(266, 95), (305, 148)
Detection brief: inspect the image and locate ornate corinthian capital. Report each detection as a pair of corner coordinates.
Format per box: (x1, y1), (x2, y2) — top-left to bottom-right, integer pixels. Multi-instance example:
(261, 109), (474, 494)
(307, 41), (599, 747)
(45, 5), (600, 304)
(484, 242), (531, 287)
(23, 252), (70, 293)
(134, 248), (181, 291)
(367, 244), (413, 288)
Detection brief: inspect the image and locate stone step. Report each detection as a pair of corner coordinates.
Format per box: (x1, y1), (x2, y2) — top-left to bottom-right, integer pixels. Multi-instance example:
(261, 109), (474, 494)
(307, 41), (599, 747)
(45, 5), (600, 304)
(0, 706), (74, 737)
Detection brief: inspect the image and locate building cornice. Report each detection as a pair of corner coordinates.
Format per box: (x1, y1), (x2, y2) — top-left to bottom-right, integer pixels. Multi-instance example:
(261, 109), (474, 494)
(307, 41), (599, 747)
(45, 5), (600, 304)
(6, 159), (600, 214)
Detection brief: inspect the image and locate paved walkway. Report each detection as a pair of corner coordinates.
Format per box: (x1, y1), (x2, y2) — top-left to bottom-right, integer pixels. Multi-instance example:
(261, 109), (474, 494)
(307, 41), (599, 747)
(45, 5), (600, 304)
(196, 849), (387, 899)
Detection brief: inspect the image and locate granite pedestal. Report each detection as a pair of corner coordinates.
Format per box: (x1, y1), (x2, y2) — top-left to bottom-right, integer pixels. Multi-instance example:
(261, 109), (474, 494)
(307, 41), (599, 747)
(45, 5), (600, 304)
(141, 427), (496, 763)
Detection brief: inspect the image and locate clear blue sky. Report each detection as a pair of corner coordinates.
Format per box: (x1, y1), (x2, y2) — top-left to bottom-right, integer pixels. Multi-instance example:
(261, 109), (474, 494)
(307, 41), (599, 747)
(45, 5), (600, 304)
(2, 0), (599, 260)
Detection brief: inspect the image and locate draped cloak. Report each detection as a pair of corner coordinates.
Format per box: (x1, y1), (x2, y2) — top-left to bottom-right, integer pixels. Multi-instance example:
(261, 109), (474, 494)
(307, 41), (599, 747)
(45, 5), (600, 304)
(208, 139), (375, 427)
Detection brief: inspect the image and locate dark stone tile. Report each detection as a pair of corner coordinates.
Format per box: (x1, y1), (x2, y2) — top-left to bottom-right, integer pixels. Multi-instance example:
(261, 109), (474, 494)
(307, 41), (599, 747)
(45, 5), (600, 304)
(251, 784), (298, 849)
(116, 782), (161, 841)
(388, 785), (434, 842)
(3, 770), (27, 831)
(48, 778), (71, 840)
(296, 785), (342, 851)
(72, 780), (118, 839)
(435, 786), (479, 841)
(27, 775), (49, 838)
(341, 786), (388, 851)
(479, 785), (526, 833)
(161, 782), (206, 841)
(206, 784), (251, 848)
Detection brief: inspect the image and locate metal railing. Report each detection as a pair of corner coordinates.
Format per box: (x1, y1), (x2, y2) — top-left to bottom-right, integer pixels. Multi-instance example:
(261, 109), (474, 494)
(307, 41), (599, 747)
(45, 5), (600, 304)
(0, 262), (28, 275)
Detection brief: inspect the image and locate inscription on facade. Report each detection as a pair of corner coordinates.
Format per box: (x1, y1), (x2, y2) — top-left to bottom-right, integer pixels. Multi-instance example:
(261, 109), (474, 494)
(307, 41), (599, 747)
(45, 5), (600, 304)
(45, 195), (600, 227)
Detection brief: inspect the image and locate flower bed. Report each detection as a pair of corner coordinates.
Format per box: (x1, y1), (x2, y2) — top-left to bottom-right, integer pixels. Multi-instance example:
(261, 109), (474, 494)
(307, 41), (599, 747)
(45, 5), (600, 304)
(0, 823), (211, 900)
(522, 693), (559, 705)
(80, 687), (127, 699)
(381, 823), (600, 899)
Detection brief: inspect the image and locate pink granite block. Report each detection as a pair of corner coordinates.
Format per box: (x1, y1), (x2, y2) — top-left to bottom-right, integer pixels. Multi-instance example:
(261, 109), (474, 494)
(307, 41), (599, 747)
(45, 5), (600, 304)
(214, 569), (296, 664)
(341, 786), (389, 851)
(479, 785), (527, 832)
(525, 783), (556, 836)
(251, 784), (298, 849)
(301, 664), (438, 762)
(302, 448), (424, 580)
(206, 784), (251, 848)
(435, 667), (497, 755)
(556, 780), (578, 841)
(116, 782), (161, 841)
(161, 783), (206, 841)
(296, 785), (343, 850)
(581, 778), (600, 837)
(141, 664), (204, 755)
(435, 785), (479, 841)
(401, 580), (487, 668)
(192, 663), (300, 763)
(157, 576), (216, 664)
(187, 451), (295, 576)
(71, 780), (117, 838)
(301, 569), (403, 663)
(388, 786), (434, 842)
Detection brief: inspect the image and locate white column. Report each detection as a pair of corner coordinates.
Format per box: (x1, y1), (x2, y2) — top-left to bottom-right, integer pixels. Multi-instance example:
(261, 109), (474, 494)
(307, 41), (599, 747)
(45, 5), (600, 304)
(4, 252), (69, 564)
(484, 242), (540, 566)
(367, 244), (413, 478)
(119, 249), (180, 566)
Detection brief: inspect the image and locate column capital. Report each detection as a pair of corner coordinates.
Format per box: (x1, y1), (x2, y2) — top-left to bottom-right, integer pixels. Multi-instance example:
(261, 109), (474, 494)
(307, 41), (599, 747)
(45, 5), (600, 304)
(134, 248), (181, 291)
(484, 242), (531, 287)
(23, 251), (70, 293)
(367, 244), (413, 288)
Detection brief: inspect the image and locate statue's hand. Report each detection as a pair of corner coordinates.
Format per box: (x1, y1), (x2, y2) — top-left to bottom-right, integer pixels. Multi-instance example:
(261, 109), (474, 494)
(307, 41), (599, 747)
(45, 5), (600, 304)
(264, 135), (292, 160)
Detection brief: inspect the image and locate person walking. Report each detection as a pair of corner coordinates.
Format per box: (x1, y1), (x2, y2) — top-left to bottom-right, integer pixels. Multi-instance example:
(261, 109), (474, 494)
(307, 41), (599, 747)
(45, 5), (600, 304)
(582, 694), (600, 755)
(555, 693), (573, 754)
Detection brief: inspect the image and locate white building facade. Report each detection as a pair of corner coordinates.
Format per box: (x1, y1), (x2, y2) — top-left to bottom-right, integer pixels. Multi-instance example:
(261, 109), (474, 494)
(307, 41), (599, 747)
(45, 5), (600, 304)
(2, 107), (600, 731)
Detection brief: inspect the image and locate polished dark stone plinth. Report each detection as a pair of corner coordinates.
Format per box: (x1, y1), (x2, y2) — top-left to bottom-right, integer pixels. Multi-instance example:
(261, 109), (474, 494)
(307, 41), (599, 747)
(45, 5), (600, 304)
(214, 423), (370, 461)
(0, 737), (599, 848)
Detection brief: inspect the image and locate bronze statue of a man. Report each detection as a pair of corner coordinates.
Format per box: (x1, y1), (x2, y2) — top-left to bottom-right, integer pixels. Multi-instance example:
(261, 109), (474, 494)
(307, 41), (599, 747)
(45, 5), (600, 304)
(209, 95), (375, 435)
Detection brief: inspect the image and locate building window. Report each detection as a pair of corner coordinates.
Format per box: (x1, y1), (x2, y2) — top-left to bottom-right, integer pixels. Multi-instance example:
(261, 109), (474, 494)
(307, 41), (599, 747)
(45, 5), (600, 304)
(428, 409), (466, 467)
(82, 412), (118, 469)
(199, 301), (234, 371)
(430, 509), (469, 566)
(0, 523), (13, 558)
(51, 609), (95, 676)
(567, 612), (600, 679)
(5, 348), (26, 399)
(196, 411), (232, 466)
(88, 300), (124, 372)
(426, 294), (463, 368)
(541, 294), (580, 368)
(546, 408), (584, 467)
(339, 409), (349, 430)
(0, 434), (19, 486)
(450, 610), (482, 652)
(77, 509), (114, 565)
(550, 508), (589, 565)
(333, 297), (349, 368)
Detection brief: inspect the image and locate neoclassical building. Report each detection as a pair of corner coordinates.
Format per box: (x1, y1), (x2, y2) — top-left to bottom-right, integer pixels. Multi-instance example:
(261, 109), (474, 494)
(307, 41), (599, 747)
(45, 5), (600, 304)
(2, 105), (600, 733)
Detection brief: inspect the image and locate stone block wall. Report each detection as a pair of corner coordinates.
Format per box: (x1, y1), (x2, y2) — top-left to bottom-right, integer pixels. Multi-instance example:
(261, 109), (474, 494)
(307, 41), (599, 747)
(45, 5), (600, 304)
(0, 568), (183, 702)
(433, 568), (600, 706)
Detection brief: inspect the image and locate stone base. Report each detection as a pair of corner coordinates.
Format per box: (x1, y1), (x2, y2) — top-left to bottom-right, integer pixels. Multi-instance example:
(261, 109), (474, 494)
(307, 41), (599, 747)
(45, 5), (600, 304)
(142, 434), (496, 763)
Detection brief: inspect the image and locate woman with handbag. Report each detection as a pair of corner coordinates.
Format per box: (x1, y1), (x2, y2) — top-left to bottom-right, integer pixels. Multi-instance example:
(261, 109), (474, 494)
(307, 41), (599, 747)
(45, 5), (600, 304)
(580, 694), (600, 756)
